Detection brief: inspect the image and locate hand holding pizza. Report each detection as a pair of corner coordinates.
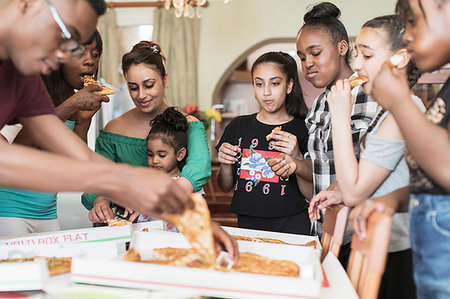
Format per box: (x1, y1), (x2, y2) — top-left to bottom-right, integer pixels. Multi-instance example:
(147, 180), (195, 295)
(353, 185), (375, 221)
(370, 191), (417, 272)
(73, 85), (110, 112)
(328, 79), (354, 118)
(217, 142), (240, 165)
(269, 129), (301, 159)
(371, 61), (410, 111)
(89, 196), (114, 223)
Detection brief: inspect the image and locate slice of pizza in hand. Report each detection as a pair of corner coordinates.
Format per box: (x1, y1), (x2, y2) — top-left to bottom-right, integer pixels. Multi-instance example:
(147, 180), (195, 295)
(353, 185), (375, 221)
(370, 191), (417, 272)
(83, 74), (115, 95)
(166, 193), (216, 266)
(266, 126), (282, 141)
(349, 76), (368, 88)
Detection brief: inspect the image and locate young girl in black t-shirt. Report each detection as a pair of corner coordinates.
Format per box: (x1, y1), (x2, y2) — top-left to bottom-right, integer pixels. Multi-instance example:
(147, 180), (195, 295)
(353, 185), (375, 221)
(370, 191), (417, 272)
(216, 52), (311, 234)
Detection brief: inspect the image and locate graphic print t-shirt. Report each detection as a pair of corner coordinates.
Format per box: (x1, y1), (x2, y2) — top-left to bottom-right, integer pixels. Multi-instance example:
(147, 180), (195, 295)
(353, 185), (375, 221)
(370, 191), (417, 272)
(407, 77), (450, 195)
(216, 114), (309, 218)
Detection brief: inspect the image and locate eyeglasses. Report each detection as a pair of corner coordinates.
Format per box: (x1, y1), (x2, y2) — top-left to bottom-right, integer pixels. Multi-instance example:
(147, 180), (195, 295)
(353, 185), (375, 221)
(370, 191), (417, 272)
(45, 0), (86, 57)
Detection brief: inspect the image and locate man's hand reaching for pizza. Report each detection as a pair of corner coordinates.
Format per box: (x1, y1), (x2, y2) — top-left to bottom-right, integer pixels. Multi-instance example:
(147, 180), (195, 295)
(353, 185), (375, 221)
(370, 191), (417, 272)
(211, 221), (239, 263)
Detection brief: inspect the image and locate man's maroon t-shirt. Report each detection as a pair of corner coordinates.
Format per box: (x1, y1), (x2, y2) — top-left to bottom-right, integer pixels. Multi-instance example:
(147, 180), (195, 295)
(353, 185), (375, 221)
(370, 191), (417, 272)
(0, 60), (55, 128)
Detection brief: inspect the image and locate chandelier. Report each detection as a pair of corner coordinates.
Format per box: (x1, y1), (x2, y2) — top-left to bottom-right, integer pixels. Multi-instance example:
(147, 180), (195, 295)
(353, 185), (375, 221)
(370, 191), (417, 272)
(164, 0), (230, 19)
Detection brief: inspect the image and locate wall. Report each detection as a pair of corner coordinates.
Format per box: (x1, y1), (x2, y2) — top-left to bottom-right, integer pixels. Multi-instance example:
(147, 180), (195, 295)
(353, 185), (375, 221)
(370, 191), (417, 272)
(197, 0), (397, 109)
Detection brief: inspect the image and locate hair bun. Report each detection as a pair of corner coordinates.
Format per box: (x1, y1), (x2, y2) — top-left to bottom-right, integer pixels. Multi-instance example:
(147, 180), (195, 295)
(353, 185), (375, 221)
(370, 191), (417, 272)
(304, 2), (341, 23)
(151, 107), (188, 132)
(131, 41), (162, 55)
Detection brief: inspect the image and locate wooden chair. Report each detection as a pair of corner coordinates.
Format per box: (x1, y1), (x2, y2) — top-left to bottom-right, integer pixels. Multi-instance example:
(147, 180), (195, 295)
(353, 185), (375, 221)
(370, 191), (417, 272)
(347, 211), (392, 299)
(320, 204), (349, 262)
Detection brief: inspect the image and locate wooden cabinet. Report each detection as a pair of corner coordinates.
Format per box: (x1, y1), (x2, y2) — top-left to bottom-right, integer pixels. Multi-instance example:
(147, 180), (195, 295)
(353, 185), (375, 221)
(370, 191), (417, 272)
(203, 162), (237, 227)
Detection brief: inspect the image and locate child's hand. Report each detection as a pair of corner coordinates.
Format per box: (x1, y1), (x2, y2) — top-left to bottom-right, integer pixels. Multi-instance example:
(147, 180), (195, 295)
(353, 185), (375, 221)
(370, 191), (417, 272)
(122, 207), (140, 222)
(328, 79), (353, 118)
(270, 130), (301, 159)
(267, 153), (297, 178)
(308, 190), (343, 220)
(89, 196), (114, 223)
(218, 142), (240, 165)
(371, 61), (410, 111)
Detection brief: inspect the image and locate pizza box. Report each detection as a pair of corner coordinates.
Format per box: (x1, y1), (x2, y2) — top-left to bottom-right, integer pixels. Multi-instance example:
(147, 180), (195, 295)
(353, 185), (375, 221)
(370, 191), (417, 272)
(222, 226), (322, 254)
(0, 241), (125, 292)
(132, 220), (165, 233)
(71, 230), (322, 299)
(0, 258), (49, 291)
(321, 252), (358, 299)
(0, 224), (132, 247)
(0, 240), (125, 260)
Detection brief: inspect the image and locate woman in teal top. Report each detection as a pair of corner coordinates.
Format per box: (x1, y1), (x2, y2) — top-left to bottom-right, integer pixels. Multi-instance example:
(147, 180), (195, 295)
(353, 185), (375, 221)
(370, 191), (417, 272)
(82, 41), (211, 223)
(0, 31), (110, 237)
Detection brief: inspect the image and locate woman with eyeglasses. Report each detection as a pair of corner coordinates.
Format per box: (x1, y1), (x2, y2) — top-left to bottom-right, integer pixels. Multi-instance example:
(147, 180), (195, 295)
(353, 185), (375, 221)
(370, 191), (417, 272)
(0, 30), (109, 237)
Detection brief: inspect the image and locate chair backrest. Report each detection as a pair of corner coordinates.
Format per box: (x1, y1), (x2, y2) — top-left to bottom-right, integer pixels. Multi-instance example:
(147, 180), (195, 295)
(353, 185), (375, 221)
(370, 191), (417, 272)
(320, 204), (349, 262)
(347, 211), (392, 299)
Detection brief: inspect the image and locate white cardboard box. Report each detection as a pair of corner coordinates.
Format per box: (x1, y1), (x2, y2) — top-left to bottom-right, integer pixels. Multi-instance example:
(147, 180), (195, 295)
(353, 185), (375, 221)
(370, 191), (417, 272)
(222, 226), (322, 254)
(0, 241), (125, 292)
(0, 225), (132, 246)
(0, 259), (49, 292)
(71, 230), (323, 299)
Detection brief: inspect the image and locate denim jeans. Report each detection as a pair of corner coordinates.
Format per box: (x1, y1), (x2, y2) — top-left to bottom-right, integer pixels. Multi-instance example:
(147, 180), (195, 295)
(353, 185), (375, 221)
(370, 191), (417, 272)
(409, 193), (450, 299)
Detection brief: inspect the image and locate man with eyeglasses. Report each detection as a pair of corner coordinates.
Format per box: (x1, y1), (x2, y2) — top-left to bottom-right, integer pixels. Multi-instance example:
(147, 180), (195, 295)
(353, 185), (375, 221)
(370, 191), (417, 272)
(0, 0), (238, 259)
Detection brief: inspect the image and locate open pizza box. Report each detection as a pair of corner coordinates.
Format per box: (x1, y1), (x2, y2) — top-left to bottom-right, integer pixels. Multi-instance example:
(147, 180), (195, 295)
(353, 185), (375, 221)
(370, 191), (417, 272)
(71, 230), (323, 299)
(0, 258), (49, 292)
(0, 241), (125, 292)
(131, 220), (165, 234)
(0, 224), (132, 247)
(222, 226), (322, 256)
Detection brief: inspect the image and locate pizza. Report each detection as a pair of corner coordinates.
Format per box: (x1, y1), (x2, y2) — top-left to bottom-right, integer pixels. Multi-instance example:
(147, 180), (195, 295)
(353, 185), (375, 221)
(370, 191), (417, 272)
(83, 74), (115, 95)
(233, 252), (299, 277)
(0, 257), (72, 276)
(166, 193), (216, 265)
(388, 54), (405, 68)
(231, 235), (317, 249)
(46, 257), (72, 276)
(108, 218), (132, 227)
(266, 126), (282, 141)
(123, 247), (300, 277)
(349, 76), (368, 88)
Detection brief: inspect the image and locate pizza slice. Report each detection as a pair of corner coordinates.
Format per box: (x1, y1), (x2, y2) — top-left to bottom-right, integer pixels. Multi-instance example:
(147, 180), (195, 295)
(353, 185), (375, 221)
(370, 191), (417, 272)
(349, 76), (368, 88)
(107, 218), (132, 227)
(388, 54), (405, 68)
(266, 126), (282, 141)
(0, 257), (71, 276)
(83, 74), (115, 95)
(166, 193), (216, 265)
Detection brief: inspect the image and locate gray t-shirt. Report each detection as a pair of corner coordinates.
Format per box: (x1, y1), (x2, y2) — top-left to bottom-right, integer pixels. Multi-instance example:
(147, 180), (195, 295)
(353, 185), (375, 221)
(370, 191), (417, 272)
(360, 95), (425, 252)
